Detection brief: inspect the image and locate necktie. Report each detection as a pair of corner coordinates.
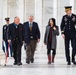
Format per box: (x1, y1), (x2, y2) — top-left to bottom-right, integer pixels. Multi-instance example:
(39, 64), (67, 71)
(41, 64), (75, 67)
(29, 23), (32, 31)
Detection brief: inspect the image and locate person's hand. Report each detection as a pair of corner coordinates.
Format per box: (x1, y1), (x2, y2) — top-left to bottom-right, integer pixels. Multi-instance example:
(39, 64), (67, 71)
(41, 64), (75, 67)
(23, 41), (25, 44)
(2, 40), (4, 42)
(53, 26), (56, 30)
(61, 34), (65, 39)
(37, 39), (40, 43)
(8, 40), (11, 43)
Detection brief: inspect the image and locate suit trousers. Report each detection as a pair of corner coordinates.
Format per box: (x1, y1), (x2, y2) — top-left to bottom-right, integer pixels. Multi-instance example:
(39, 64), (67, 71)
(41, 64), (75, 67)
(12, 39), (22, 63)
(65, 37), (76, 62)
(26, 40), (37, 62)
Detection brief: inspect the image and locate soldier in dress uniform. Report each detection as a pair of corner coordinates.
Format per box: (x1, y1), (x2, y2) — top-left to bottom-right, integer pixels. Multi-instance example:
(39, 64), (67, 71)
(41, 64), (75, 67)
(60, 6), (76, 65)
(2, 17), (12, 57)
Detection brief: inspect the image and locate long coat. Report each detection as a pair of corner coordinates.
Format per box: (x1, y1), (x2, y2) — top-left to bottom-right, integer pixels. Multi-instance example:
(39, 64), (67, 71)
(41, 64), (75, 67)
(8, 23), (24, 45)
(44, 25), (59, 49)
(23, 21), (40, 44)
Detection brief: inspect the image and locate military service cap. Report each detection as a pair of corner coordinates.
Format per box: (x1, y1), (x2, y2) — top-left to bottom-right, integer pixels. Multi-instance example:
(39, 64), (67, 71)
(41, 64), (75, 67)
(65, 6), (72, 12)
(5, 17), (10, 21)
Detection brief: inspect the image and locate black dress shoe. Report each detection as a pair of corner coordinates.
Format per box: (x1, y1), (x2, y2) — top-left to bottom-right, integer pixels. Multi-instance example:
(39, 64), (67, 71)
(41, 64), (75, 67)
(14, 62), (17, 65)
(17, 62), (22, 66)
(26, 61), (30, 64)
(67, 62), (71, 65)
(31, 60), (34, 63)
(72, 61), (76, 65)
(31, 58), (34, 63)
(4, 64), (6, 66)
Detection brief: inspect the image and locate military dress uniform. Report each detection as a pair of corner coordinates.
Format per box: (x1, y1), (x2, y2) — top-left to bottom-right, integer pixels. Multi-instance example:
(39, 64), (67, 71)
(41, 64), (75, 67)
(60, 6), (76, 65)
(3, 17), (12, 57)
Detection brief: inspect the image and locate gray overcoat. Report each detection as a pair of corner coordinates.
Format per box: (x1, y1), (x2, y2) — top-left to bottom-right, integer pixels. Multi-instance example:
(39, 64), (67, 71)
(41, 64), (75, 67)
(44, 25), (59, 49)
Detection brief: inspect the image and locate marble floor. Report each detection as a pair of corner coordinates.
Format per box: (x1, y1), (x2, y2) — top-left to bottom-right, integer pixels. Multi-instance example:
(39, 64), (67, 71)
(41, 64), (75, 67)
(0, 49), (76, 75)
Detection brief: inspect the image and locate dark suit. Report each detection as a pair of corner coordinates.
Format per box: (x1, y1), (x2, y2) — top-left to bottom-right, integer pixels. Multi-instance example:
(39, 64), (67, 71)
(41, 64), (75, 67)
(8, 23), (24, 64)
(23, 21), (40, 63)
(3, 25), (12, 56)
(23, 22), (40, 44)
(60, 14), (76, 63)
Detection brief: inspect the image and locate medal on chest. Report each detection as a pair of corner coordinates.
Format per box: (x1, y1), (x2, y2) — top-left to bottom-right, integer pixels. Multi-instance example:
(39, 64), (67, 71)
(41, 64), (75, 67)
(64, 17), (68, 22)
(4, 27), (6, 30)
(72, 16), (76, 22)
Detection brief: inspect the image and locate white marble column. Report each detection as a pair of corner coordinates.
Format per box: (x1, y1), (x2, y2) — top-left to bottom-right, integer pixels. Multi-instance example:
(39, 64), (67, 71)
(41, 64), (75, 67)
(0, 0), (3, 52)
(0, 0), (8, 52)
(57, 0), (71, 53)
(42, 0), (53, 28)
(7, 0), (24, 23)
(70, 0), (74, 12)
(7, 0), (18, 22)
(15, 0), (24, 23)
(2, 0), (8, 24)
(74, 0), (76, 13)
(24, 0), (35, 21)
(53, 0), (57, 19)
(35, 0), (43, 50)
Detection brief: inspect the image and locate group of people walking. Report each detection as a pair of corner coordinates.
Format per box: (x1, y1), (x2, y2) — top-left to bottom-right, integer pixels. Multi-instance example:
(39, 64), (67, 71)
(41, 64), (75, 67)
(2, 6), (76, 66)
(3, 16), (40, 66)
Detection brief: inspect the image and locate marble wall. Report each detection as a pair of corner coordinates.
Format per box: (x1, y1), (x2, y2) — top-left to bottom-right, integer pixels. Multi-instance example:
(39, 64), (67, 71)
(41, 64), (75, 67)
(0, 0), (3, 52)
(35, 0), (43, 49)
(57, 0), (70, 53)
(7, 0), (24, 23)
(24, 0), (35, 21)
(0, 0), (8, 53)
(74, 0), (76, 14)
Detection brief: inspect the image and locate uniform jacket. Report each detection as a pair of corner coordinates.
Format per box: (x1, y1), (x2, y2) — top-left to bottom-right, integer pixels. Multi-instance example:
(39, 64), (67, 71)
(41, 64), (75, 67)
(60, 13), (76, 38)
(3, 25), (8, 41)
(8, 23), (24, 45)
(23, 21), (40, 44)
(44, 25), (59, 49)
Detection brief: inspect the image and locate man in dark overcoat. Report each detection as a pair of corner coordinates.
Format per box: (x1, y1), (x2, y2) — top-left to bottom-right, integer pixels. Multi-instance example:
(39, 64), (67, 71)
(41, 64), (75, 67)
(8, 16), (24, 66)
